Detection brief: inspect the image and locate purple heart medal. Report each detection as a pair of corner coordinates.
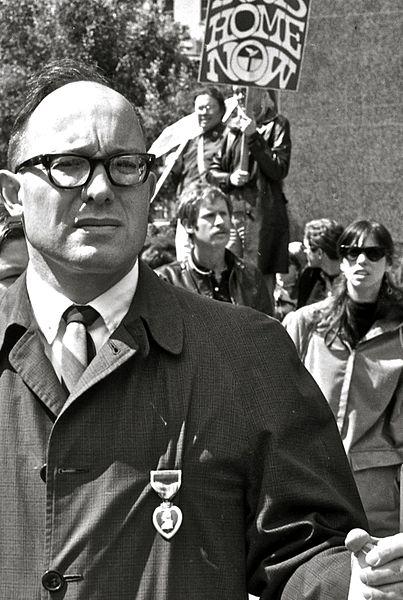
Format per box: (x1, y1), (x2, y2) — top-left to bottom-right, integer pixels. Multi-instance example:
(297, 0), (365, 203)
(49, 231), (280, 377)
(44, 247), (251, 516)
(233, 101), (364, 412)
(150, 470), (183, 539)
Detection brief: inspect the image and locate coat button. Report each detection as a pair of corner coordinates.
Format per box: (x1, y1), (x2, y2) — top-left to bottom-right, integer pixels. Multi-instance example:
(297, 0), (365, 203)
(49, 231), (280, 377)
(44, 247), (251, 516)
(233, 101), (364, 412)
(42, 570), (65, 592)
(40, 464), (47, 482)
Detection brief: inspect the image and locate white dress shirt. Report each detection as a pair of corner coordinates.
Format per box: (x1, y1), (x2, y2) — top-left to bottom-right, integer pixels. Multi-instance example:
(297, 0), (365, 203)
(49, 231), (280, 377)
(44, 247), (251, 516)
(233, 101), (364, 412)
(26, 261), (139, 381)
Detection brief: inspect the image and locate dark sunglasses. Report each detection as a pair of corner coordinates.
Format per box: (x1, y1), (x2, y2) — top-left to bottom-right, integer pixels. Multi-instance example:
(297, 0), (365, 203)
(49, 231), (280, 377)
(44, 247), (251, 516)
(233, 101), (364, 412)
(339, 245), (386, 262)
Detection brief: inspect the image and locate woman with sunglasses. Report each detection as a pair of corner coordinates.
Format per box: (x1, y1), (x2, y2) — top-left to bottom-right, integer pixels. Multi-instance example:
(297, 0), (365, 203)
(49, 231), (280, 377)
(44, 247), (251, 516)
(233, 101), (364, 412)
(284, 219), (403, 538)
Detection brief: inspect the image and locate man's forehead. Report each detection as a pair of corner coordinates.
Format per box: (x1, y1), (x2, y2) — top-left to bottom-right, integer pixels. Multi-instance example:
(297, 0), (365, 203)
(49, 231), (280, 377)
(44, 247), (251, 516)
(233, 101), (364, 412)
(35, 80), (133, 113)
(199, 196), (227, 211)
(195, 94), (217, 105)
(23, 81), (143, 153)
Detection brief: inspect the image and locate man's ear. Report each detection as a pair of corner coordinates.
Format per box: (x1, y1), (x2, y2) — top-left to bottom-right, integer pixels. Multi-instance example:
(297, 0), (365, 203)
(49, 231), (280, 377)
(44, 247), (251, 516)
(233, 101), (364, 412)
(0, 170), (23, 217)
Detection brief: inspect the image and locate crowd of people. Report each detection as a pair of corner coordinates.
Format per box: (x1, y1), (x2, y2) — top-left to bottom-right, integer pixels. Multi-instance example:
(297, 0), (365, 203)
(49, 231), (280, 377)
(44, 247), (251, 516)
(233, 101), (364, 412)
(146, 83), (403, 598)
(285, 220), (403, 539)
(0, 58), (402, 599)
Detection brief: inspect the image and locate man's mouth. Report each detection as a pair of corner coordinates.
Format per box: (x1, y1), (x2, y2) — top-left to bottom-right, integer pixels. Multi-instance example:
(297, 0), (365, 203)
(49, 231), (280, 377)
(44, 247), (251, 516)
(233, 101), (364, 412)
(74, 217), (121, 228)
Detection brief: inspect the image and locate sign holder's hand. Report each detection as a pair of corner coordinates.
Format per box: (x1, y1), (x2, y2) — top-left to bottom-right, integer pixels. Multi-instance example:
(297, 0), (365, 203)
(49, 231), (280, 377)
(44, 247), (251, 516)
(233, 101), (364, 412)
(229, 169), (250, 187)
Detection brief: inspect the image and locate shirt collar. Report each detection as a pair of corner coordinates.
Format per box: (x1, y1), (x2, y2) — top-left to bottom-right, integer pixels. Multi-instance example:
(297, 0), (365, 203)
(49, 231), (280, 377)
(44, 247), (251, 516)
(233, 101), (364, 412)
(0, 261), (183, 357)
(188, 249), (231, 276)
(26, 260), (139, 345)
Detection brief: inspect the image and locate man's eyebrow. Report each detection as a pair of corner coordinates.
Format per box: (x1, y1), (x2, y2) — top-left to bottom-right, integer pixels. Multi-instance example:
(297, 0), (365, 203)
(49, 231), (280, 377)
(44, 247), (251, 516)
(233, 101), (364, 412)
(55, 147), (147, 156)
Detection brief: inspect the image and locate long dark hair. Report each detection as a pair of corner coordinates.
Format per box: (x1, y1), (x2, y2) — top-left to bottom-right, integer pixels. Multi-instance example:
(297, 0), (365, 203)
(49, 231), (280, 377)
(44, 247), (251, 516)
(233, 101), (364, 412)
(319, 220), (403, 346)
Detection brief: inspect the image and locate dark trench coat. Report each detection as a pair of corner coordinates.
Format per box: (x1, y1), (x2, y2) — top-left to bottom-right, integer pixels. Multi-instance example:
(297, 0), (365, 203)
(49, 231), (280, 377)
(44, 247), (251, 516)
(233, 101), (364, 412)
(0, 263), (366, 599)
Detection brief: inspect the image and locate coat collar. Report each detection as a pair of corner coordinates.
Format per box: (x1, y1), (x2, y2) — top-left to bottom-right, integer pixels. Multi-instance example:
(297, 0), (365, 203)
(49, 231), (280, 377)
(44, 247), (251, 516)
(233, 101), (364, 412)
(119, 260), (184, 355)
(361, 318), (403, 342)
(0, 261), (184, 357)
(307, 297), (403, 342)
(0, 272), (33, 348)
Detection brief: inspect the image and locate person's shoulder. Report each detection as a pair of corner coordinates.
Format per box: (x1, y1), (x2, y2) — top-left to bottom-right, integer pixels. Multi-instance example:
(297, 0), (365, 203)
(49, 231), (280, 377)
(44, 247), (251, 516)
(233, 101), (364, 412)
(167, 275), (273, 327)
(146, 263), (279, 339)
(286, 298), (330, 326)
(299, 297), (330, 316)
(260, 112), (289, 129)
(274, 113), (290, 127)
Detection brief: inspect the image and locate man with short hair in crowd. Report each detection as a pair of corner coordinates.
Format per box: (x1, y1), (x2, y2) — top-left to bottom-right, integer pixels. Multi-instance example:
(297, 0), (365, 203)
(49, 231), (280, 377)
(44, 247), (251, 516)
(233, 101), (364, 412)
(0, 58), (402, 599)
(156, 184), (273, 315)
(298, 217), (344, 308)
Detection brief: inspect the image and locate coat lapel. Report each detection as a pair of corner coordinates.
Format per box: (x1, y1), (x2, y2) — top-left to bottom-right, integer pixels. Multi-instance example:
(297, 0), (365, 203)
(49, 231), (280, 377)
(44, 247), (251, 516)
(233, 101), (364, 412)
(0, 264), (185, 417)
(0, 275), (67, 417)
(9, 325), (67, 417)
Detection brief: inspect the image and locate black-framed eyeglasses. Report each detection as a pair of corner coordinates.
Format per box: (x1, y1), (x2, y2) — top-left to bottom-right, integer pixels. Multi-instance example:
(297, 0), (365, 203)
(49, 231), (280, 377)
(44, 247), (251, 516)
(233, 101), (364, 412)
(15, 152), (155, 189)
(339, 245), (386, 262)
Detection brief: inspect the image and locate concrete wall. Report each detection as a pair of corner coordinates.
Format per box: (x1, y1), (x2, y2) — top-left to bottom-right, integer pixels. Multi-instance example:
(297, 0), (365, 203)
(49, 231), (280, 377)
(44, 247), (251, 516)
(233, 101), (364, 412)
(279, 1), (402, 253)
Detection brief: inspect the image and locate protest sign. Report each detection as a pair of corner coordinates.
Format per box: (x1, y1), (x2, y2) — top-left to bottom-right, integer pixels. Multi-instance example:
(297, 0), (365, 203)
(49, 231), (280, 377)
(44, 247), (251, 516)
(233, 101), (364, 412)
(148, 113), (201, 159)
(199, 0), (311, 91)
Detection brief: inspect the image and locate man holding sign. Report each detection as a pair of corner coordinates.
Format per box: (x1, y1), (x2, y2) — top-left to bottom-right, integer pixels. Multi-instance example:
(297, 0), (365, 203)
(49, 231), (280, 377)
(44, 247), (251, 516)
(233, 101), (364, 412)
(199, 0), (311, 294)
(167, 86), (226, 198)
(207, 86), (291, 295)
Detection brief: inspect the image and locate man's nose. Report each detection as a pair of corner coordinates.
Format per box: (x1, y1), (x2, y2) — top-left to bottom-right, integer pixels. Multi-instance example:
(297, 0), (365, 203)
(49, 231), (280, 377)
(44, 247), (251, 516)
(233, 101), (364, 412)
(214, 214), (224, 226)
(82, 164), (115, 204)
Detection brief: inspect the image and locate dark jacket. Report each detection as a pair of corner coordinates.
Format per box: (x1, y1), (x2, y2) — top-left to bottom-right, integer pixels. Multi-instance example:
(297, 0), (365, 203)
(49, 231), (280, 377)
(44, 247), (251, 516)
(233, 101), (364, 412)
(155, 249), (274, 315)
(0, 264), (366, 599)
(207, 114), (291, 273)
(297, 267), (340, 308)
(170, 122), (226, 197)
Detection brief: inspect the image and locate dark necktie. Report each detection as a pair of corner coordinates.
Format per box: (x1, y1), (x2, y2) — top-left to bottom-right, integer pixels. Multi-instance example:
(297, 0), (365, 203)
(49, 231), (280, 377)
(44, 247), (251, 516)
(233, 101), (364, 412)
(61, 305), (100, 393)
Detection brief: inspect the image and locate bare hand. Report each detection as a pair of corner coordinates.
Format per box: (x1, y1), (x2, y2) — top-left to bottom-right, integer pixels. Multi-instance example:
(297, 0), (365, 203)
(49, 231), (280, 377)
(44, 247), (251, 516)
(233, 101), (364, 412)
(236, 106), (257, 136)
(229, 169), (249, 187)
(346, 528), (403, 599)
